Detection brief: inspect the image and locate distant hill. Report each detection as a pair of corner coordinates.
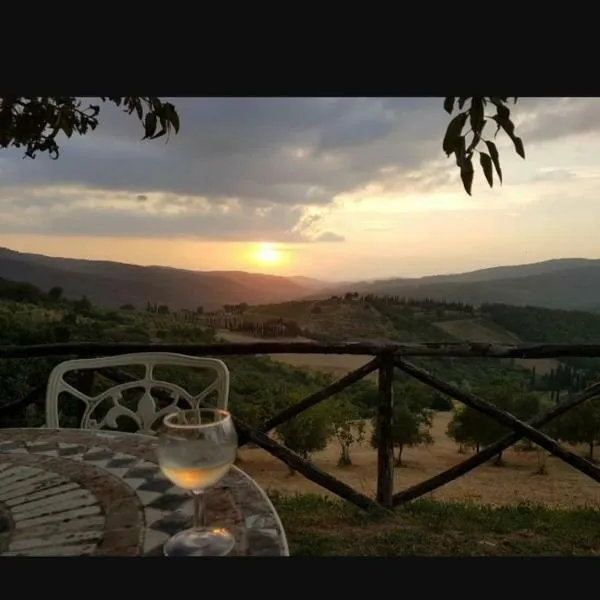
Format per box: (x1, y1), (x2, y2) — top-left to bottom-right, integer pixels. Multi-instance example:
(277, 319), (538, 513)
(4, 246), (600, 313)
(314, 258), (600, 312)
(240, 295), (600, 379)
(286, 276), (330, 290)
(412, 258), (598, 285)
(324, 258), (600, 293)
(0, 248), (313, 311)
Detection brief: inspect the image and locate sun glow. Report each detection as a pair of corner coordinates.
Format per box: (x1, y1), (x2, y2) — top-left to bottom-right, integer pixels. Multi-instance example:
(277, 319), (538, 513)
(253, 242), (281, 265)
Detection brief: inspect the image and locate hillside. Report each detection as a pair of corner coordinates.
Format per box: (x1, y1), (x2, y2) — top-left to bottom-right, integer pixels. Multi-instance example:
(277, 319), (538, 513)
(286, 276), (330, 290)
(5, 247), (600, 313)
(318, 262), (600, 312)
(395, 258), (598, 285)
(241, 295), (600, 346)
(235, 296), (600, 385)
(246, 297), (398, 342)
(433, 317), (558, 375)
(322, 258), (600, 292)
(0, 247), (314, 311)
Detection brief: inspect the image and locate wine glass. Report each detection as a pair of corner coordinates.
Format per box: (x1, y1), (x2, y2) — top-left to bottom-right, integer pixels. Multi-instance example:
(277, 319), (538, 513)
(156, 408), (238, 557)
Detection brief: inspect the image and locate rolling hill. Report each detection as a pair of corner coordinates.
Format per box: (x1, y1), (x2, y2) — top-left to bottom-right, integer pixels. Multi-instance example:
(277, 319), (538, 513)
(315, 259), (600, 312)
(4, 246), (600, 313)
(0, 248), (316, 311)
(233, 295), (600, 380)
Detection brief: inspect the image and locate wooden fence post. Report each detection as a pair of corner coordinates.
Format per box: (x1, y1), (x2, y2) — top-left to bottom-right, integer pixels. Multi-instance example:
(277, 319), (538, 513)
(376, 351), (394, 508)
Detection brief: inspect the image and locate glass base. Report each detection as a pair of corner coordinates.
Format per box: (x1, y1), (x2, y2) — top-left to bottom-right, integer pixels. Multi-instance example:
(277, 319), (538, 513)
(163, 527), (235, 557)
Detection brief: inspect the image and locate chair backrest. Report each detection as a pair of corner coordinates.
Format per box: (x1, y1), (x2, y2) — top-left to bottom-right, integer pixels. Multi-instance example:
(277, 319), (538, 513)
(45, 352), (230, 435)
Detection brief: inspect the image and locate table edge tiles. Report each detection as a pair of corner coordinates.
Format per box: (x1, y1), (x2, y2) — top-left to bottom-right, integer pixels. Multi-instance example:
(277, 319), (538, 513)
(0, 428), (289, 557)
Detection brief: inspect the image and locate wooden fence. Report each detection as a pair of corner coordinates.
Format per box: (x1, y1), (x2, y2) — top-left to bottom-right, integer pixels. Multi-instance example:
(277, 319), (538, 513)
(2, 341), (600, 512)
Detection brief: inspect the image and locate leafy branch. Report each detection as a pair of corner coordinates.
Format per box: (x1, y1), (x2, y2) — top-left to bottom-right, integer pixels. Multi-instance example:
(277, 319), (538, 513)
(0, 97), (180, 160)
(442, 97), (525, 195)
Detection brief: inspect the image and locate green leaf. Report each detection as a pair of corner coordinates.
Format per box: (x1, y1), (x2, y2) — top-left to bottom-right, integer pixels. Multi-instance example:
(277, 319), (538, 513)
(143, 112), (157, 139)
(460, 156), (475, 196)
(466, 121), (488, 154)
(167, 103), (180, 133)
(479, 152), (493, 188)
(442, 112), (468, 156)
(492, 115), (512, 136)
(443, 97), (455, 114)
(484, 140), (503, 183)
(492, 115), (525, 159)
(60, 118), (74, 138)
(151, 128), (167, 140)
(458, 97), (470, 109)
(514, 136), (525, 159)
(455, 136), (466, 167)
(469, 97), (485, 136)
(134, 100), (143, 121)
(496, 103), (510, 121)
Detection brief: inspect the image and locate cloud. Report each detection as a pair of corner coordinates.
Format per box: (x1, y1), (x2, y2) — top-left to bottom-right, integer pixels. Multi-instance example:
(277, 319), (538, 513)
(1, 97), (599, 244)
(314, 231), (345, 242)
(0, 186), (339, 243)
(0, 97), (450, 241)
(516, 98), (600, 145)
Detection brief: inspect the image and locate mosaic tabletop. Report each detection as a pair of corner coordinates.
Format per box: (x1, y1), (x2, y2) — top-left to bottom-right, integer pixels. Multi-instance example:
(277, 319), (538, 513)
(0, 428), (289, 557)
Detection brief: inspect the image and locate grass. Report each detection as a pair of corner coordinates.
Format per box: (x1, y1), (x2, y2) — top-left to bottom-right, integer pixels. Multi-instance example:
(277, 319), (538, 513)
(241, 411), (600, 509)
(270, 492), (600, 556)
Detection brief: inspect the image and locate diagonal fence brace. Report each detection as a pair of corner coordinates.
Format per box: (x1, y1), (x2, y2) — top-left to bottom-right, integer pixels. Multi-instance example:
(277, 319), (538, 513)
(256, 357), (381, 436)
(394, 357), (600, 485)
(392, 379), (600, 506)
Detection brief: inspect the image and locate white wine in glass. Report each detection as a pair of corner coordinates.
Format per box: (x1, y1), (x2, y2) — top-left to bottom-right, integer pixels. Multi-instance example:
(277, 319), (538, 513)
(156, 408), (238, 557)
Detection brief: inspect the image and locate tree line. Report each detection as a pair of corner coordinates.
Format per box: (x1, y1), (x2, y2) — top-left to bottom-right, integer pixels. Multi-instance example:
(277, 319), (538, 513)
(332, 292), (476, 315)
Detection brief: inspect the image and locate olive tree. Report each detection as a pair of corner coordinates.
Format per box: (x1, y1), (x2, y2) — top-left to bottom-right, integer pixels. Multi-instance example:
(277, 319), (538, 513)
(549, 397), (600, 462)
(446, 385), (516, 465)
(329, 398), (366, 467)
(276, 389), (331, 473)
(370, 402), (434, 467)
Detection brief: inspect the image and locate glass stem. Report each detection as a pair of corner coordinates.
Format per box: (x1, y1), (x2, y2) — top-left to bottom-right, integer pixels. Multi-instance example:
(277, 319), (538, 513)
(192, 490), (205, 529)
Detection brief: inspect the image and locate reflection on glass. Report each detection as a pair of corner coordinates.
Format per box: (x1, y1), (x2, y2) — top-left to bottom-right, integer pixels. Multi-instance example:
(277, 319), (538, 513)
(156, 408), (237, 557)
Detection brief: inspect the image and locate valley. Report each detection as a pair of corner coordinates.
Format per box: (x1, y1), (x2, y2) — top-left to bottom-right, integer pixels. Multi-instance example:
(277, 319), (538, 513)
(2, 251), (600, 518)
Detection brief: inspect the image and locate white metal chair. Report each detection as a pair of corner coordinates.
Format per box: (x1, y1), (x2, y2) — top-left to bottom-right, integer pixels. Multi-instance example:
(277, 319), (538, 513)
(45, 353), (230, 435)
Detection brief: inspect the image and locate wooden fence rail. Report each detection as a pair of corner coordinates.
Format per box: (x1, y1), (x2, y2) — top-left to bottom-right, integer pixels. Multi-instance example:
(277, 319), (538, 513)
(2, 341), (600, 512)
(4, 340), (600, 359)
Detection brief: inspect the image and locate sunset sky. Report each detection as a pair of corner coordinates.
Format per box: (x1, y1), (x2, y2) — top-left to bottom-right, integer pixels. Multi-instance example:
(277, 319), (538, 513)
(1, 97), (599, 282)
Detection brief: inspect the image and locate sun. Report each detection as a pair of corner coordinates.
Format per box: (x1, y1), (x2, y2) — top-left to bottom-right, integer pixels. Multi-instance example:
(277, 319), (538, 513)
(253, 242), (281, 265)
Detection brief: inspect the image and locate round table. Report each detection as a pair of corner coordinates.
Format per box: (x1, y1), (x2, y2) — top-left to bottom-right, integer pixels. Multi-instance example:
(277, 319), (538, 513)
(0, 428), (289, 557)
